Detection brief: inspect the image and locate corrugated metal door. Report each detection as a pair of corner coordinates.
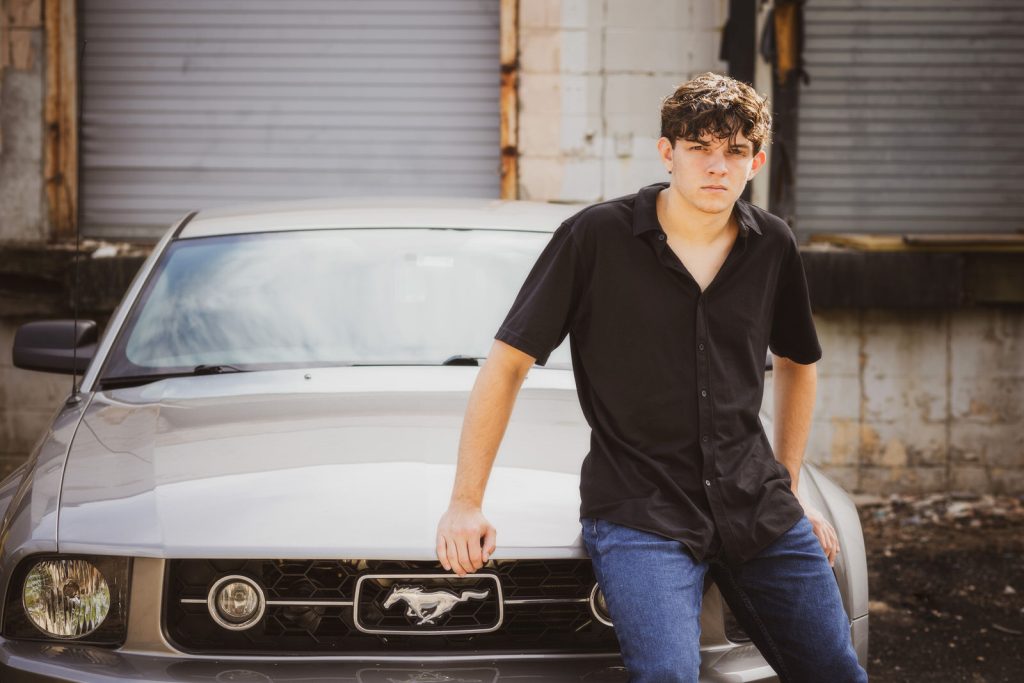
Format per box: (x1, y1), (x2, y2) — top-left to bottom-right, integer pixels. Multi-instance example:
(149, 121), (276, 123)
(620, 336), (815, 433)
(795, 0), (1024, 234)
(80, 0), (501, 240)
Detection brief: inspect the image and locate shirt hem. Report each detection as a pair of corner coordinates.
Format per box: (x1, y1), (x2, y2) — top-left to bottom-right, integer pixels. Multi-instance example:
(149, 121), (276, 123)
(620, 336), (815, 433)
(577, 508), (718, 564)
(494, 326), (549, 365)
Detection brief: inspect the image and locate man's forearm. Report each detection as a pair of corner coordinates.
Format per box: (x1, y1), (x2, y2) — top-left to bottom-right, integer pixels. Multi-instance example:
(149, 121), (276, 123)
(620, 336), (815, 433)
(449, 356), (530, 507)
(771, 355), (817, 494)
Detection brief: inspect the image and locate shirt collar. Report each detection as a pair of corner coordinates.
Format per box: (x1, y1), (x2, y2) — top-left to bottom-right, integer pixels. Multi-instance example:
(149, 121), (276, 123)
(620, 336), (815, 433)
(632, 181), (763, 237)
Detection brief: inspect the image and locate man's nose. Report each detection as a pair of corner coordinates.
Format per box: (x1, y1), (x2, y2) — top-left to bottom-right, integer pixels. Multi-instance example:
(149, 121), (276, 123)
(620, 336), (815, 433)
(706, 152), (728, 174)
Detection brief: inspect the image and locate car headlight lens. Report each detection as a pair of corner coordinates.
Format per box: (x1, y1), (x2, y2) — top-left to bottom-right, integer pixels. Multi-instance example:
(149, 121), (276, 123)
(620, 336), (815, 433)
(3, 554), (130, 646)
(217, 581), (258, 622)
(22, 559), (111, 638)
(589, 582), (614, 626)
(208, 575), (265, 630)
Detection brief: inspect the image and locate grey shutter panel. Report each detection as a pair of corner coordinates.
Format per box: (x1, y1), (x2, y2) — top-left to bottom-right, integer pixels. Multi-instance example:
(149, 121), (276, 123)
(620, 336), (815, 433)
(80, 0), (501, 240)
(795, 0), (1024, 235)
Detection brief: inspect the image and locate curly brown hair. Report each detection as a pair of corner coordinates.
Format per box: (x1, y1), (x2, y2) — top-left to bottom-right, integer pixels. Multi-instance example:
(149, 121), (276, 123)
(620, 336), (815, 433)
(660, 72), (772, 154)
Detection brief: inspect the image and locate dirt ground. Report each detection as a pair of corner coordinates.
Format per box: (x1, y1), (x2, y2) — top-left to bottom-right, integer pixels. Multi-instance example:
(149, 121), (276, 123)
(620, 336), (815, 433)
(856, 493), (1024, 682)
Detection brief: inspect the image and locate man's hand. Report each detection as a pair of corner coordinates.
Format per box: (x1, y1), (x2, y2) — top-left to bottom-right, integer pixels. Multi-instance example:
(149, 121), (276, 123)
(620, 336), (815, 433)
(798, 493), (840, 567)
(436, 501), (497, 576)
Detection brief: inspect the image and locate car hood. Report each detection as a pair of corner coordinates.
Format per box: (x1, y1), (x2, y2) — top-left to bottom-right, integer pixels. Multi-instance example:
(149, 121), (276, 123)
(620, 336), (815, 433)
(58, 366), (590, 559)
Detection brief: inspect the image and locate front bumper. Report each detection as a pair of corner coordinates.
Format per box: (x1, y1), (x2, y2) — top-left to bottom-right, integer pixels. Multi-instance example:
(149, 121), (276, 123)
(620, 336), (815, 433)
(0, 637), (783, 682)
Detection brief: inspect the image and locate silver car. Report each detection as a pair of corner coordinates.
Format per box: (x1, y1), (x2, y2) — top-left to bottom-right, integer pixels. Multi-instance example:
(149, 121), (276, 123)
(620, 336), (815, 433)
(1, 198), (868, 682)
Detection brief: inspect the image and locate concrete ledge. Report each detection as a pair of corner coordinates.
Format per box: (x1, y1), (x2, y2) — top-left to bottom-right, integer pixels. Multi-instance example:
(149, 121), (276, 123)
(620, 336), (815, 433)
(0, 241), (149, 318)
(802, 249), (1024, 309)
(4, 242), (1024, 321)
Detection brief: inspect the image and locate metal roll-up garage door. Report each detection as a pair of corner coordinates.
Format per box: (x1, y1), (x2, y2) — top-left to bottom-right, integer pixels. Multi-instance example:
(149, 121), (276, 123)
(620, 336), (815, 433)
(795, 0), (1024, 235)
(80, 0), (501, 240)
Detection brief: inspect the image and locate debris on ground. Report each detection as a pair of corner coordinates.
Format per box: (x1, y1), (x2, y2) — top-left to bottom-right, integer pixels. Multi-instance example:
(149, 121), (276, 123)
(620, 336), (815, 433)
(856, 492), (1024, 682)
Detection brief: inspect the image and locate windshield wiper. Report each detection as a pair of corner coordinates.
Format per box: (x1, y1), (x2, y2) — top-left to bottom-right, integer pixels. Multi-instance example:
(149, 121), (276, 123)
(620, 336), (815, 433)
(99, 364), (250, 390)
(193, 364), (246, 375)
(442, 355), (484, 366)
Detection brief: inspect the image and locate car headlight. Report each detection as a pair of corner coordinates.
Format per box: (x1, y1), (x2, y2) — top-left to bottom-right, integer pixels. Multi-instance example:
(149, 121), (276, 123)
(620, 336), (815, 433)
(208, 575), (265, 630)
(23, 558), (110, 638)
(589, 582), (613, 626)
(3, 555), (131, 646)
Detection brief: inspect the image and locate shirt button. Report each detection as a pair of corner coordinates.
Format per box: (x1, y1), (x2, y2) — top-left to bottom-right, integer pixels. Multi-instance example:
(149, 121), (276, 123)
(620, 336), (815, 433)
(705, 479), (711, 487)
(698, 343), (705, 351)
(701, 389), (708, 398)
(701, 435), (709, 442)
(658, 233), (666, 240)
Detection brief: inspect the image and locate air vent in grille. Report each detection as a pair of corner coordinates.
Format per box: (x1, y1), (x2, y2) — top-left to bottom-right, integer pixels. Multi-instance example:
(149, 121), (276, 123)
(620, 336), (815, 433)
(164, 559), (620, 655)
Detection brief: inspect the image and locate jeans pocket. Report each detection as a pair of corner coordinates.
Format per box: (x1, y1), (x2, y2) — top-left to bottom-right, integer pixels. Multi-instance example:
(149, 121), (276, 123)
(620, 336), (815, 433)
(579, 517), (600, 548)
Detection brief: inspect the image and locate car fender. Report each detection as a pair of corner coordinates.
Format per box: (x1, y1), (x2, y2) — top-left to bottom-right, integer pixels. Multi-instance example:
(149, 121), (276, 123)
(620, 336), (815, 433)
(0, 397), (91, 626)
(800, 463), (870, 621)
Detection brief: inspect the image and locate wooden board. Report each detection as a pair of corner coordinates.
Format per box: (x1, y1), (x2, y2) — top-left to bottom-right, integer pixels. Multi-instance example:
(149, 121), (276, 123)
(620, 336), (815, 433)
(808, 233), (1024, 253)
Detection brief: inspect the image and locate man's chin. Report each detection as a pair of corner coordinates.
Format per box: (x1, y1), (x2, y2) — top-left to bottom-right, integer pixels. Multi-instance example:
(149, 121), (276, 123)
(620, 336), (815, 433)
(689, 195), (735, 215)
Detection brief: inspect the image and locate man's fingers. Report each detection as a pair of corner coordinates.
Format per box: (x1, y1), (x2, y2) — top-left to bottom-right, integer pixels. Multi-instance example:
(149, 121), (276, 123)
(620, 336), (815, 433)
(482, 526), (497, 562)
(467, 531), (483, 570)
(455, 538), (473, 575)
(826, 525), (838, 565)
(813, 522), (834, 565)
(436, 534), (450, 570)
(445, 537), (462, 575)
(435, 507), (498, 574)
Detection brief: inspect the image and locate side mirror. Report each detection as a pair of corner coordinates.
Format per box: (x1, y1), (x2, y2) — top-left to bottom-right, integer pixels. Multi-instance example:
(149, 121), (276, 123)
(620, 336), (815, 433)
(12, 320), (98, 375)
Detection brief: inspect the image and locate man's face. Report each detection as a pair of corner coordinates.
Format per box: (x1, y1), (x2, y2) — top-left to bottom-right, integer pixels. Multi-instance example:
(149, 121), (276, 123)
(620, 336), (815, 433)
(657, 131), (767, 215)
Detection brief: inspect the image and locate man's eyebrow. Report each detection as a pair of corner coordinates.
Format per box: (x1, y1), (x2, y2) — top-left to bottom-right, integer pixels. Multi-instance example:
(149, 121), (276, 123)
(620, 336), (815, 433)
(685, 138), (751, 150)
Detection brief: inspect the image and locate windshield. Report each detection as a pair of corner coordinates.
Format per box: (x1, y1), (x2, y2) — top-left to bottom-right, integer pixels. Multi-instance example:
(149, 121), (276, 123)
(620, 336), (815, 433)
(100, 228), (573, 380)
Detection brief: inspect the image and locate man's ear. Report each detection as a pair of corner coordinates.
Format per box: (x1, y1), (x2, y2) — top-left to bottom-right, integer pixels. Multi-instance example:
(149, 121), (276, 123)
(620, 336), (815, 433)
(747, 148), (768, 180)
(656, 137), (674, 174)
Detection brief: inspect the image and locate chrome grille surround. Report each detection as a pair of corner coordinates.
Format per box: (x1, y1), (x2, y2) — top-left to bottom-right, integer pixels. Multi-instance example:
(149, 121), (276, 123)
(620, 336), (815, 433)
(164, 558), (618, 655)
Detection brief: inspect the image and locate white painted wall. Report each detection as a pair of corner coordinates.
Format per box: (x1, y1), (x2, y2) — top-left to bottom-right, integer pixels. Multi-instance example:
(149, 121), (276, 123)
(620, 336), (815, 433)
(518, 0), (731, 202)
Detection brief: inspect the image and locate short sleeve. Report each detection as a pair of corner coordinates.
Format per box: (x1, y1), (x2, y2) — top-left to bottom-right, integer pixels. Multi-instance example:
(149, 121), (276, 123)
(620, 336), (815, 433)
(768, 234), (822, 364)
(494, 221), (584, 366)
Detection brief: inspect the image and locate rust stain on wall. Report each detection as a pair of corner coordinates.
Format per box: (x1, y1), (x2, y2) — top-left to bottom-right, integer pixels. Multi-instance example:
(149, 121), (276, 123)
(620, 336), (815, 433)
(499, 0), (519, 199)
(42, 0), (77, 240)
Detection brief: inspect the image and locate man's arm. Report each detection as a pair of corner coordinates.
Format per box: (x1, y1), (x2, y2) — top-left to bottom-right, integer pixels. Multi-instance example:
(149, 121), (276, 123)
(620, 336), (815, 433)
(436, 339), (535, 576)
(772, 354), (840, 566)
(772, 354), (816, 493)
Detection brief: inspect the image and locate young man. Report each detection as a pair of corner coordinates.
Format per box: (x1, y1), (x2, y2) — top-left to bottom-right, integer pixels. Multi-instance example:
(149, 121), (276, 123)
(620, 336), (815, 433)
(435, 72), (867, 682)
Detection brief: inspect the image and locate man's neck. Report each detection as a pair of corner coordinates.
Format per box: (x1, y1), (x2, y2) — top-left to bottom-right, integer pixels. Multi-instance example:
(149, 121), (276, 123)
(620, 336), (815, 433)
(656, 186), (737, 245)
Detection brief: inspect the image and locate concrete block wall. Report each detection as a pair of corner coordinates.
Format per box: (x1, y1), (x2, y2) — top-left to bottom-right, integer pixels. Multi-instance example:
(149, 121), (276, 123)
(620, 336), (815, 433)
(0, 0), (46, 241)
(790, 310), (1024, 496)
(518, 0), (730, 202)
(0, 319), (73, 479)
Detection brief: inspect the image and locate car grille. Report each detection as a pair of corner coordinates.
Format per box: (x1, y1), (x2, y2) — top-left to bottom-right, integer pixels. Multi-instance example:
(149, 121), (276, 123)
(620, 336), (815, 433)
(164, 559), (620, 655)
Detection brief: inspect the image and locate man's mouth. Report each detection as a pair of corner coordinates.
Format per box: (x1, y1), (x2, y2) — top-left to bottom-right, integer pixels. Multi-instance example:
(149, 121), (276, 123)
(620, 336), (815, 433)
(702, 185), (727, 191)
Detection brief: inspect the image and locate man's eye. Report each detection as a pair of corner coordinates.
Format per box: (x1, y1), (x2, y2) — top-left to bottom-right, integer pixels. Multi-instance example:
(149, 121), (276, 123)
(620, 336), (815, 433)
(690, 146), (705, 151)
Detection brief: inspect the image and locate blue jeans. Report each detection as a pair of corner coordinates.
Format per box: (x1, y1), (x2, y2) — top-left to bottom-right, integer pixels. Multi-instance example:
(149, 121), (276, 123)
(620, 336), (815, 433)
(580, 515), (867, 683)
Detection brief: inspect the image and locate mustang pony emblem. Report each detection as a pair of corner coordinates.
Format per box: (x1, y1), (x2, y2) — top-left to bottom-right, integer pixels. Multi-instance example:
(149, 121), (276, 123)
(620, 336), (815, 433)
(382, 585), (491, 625)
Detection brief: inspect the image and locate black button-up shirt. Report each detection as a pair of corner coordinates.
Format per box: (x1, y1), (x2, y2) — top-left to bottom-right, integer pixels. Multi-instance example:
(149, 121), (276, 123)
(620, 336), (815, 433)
(494, 181), (822, 564)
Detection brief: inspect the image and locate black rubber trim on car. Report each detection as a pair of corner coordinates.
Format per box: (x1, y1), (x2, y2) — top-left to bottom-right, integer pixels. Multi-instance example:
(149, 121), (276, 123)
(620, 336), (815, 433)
(171, 210), (199, 240)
